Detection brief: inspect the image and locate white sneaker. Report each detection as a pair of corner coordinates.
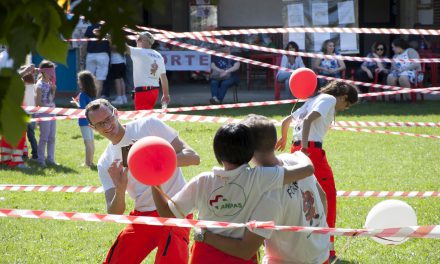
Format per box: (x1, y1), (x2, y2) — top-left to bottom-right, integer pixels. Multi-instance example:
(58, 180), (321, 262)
(122, 95), (128, 104)
(111, 96), (123, 105)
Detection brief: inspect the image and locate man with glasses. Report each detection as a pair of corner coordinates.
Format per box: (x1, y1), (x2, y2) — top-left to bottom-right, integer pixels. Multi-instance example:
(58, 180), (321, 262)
(85, 99), (200, 264)
(126, 31), (170, 110)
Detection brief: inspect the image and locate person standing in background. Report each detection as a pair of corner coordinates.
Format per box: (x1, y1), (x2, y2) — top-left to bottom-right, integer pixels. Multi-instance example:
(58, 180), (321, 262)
(35, 60), (58, 167)
(127, 32), (170, 110)
(21, 64), (39, 161)
(71, 70), (97, 167)
(109, 45), (127, 106)
(84, 23), (110, 97)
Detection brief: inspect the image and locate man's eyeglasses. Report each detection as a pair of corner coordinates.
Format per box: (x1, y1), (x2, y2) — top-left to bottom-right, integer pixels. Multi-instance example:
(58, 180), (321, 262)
(92, 109), (116, 129)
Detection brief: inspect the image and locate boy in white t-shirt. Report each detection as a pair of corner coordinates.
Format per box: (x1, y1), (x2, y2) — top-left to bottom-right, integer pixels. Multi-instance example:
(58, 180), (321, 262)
(85, 99), (200, 264)
(126, 31), (170, 110)
(152, 123), (314, 264)
(199, 115), (329, 264)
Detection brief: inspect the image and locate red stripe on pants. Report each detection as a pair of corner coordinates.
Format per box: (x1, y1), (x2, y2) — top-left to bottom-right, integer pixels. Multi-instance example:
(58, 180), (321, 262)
(103, 210), (191, 264)
(291, 145), (336, 257)
(134, 89), (159, 110)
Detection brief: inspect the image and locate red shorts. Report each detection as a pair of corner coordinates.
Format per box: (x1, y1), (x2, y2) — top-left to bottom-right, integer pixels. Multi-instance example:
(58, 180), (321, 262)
(291, 144), (336, 256)
(104, 210), (191, 264)
(134, 89), (159, 110)
(190, 241), (258, 264)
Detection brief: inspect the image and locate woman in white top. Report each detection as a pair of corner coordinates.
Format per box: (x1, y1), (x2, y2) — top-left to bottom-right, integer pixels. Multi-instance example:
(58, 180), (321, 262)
(276, 41), (305, 98)
(313, 40), (346, 88)
(275, 81), (359, 260)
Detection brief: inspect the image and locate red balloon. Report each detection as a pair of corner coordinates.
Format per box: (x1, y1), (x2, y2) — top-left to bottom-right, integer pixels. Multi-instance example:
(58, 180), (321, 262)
(127, 136), (177, 185)
(289, 68), (317, 99)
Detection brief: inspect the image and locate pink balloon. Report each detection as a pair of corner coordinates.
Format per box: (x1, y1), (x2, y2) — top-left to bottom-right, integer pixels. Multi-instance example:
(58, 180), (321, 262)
(289, 68), (317, 99)
(127, 136), (177, 185)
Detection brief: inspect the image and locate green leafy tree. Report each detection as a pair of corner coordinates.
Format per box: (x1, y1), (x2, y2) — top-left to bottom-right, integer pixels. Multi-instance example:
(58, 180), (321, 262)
(0, 0), (162, 145)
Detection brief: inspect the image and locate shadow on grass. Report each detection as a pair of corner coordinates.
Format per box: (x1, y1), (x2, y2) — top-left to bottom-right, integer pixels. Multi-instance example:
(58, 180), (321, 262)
(13, 162), (79, 176)
(333, 259), (359, 264)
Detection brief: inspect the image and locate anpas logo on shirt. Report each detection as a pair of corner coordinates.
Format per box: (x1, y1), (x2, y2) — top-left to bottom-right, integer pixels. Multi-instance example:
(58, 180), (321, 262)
(208, 183), (247, 217)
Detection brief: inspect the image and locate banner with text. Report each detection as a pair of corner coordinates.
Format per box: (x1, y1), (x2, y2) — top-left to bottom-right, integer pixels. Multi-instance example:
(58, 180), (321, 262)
(160, 51), (211, 71)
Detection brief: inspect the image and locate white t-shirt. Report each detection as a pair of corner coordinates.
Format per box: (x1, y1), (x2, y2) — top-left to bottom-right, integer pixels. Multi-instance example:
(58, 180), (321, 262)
(97, 117), (186, 212)
(280, 55), (305, 70)
(23, 84), (36, 106)
(168, 164), (284, 239)
(130, 47), (165, 87)
(261, 153), (329, 264)
(292, 94), (336, 142)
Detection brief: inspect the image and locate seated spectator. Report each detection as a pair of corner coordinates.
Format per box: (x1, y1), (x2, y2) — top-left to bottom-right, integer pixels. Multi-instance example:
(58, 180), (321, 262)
(387, 38), (423, 88)
(313, 40), (346, 88)
(355, 42), (389, 93)
(276, 41), (305, 97)
(209, 45), (240, 104)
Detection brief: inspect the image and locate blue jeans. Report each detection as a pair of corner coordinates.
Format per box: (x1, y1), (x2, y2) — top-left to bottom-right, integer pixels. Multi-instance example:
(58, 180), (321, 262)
(210, 77), (238, 102)
(27, 121), (38, 159)
(276, 71), (293, 98)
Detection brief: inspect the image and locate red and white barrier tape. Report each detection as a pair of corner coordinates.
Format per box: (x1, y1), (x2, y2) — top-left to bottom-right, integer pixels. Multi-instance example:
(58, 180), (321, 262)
(356, 87), (440, 97)
(337, 191), (440, 198)
(27, 112), (440, 140)
(23, 99), (301, 116)
(150, 26), (440, 40)
(156, 37), (440, 93)
(1, 185), (439, 198)
(331, 126), (440, 140)
(65, 37), (99, 42)
(24, 106), (84, 116)
(334, 121), (440, 128)
(0, 208), (438, 238)
(28, 112), (440, 131)
(137, 26), (440, 64)
(125, 28), (440, 93)
(61, 28), (440, 97)
(0, 185), (104, 193)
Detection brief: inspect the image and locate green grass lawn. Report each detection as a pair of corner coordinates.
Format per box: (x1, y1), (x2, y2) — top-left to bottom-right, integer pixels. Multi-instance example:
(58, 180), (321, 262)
(1, 101), (440, 263)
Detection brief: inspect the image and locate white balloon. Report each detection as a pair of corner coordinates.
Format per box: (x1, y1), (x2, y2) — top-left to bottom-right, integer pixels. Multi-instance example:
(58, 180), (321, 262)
(364, 200), (417, 245)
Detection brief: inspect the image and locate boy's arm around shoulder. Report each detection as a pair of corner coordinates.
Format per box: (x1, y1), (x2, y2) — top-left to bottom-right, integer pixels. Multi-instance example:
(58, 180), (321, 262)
(283, 151), (314, 185)
(204, 229), (265, 260)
